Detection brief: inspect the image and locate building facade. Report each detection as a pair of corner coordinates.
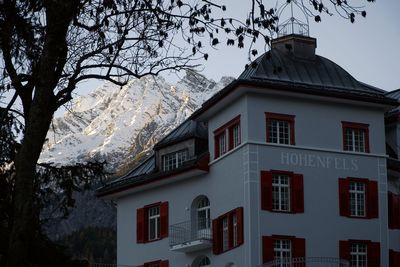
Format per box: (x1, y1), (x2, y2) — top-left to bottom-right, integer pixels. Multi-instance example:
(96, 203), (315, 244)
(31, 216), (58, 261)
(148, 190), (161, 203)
(97, 35), (400, 267)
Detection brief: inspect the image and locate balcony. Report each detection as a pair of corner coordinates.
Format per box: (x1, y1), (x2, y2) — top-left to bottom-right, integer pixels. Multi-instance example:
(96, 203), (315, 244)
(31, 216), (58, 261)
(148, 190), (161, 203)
(169, 218), (212, 252)
(259, 257), (349, 267)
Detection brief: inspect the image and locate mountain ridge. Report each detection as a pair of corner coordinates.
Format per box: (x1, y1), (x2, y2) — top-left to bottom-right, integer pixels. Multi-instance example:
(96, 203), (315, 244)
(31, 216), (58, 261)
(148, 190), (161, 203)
(41, 70), (234, 238)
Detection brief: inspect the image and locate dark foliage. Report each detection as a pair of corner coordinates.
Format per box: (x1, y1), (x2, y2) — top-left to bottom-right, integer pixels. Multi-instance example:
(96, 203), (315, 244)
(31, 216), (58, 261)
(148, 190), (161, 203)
(60, 227), (117, 264)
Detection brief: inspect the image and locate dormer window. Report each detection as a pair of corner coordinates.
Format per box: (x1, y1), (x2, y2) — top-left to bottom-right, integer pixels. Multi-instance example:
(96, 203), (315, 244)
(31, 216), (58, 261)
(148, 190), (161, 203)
(162, 149), (188, 171)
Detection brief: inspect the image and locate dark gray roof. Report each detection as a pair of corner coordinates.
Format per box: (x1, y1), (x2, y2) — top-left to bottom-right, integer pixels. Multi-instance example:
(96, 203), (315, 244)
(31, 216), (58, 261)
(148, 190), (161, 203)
(109, 154), (156, 185)
(239, 50), (385, 96)
(385, 89), (400, 114)
(386, 89), (400, 99)
(96, 152), (209, 197)
(154, 119), (207, 149)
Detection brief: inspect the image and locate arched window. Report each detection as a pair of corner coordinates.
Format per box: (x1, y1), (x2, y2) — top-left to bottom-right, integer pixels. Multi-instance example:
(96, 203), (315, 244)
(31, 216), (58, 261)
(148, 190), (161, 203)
(198, 257), (210, 267)
(197, 197), (210, 230)
(192, 256), (210, 267)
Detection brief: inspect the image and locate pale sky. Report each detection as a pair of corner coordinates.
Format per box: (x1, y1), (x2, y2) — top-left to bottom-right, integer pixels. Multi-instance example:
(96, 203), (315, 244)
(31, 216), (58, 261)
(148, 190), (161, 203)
(195, 0), (400, 91)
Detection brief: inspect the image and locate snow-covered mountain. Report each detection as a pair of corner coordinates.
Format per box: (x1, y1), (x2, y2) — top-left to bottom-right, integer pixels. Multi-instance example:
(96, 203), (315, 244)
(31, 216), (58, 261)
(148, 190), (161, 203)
(42, 71), (233, 239)
(40, 71), (233, 171)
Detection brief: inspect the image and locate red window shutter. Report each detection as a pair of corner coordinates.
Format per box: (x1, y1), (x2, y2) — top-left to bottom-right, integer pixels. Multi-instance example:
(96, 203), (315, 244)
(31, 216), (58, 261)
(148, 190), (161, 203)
(365, 128), (370, 153)
(262, 236), (274, 264)
(389, 193), (400, 228)
(160, 202), (168, 238)
(338, 178), (350, 216)
(389, 192), (395, 228)
(367, 242), (380, 267)
(261, 171), (273, 211)
(228, 127), (234, 150)
(395, 195), (400, 228)
(214, 136), (220, 158)
(293, 238), (306, 258)
(390, 250), (400, 267)
(236, 207), (244, 245)
(160, 260), (169, 267)
(339, 240), (350, 261)
(212, 218), (221, 255)
(290, 120), (295, 145)
(367, 181), (379, 218)
(137, 208), (145, 243)
(291, 174), (304, 213)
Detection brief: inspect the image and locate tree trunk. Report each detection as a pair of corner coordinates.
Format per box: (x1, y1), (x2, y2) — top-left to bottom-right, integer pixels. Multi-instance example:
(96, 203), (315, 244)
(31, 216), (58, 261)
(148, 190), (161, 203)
(6, 1), (78, 266)
(6, 94), (55, 267)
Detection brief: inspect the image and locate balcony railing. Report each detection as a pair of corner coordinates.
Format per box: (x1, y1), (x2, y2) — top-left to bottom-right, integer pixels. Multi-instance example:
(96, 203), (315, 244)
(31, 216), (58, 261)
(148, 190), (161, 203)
(169, 218), (212, 252)
(260, 257), (349, 267)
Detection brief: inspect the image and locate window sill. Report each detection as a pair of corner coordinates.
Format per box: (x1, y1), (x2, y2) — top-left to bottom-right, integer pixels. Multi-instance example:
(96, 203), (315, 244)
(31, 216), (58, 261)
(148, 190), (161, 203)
(341, 215), (376, 220)
(218, 243), (243, 254)
(142, 237), (165, 244)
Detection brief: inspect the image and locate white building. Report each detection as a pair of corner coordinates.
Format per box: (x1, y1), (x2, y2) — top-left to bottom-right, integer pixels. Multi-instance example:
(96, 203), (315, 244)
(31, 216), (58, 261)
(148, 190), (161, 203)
(97, 34), (400, 267)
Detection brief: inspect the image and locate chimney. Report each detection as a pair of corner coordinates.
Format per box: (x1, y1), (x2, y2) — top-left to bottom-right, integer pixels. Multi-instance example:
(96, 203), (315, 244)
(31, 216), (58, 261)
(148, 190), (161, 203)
(271, 34), (317, 60)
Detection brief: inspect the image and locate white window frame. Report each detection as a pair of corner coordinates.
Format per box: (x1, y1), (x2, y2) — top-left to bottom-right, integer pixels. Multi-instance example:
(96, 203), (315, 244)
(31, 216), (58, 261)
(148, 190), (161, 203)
(272, 174), (291, 212)
(268, 120), (290, 145)
(148, 206), (160, 241)
(218, 131), (227, 156)
(350, 243), (368, 267)
(344, 128), (366, 152)
(349, 181), (366, 217)
(273, 239), (292, 267)
(197, 197), (211, 230)
(232, 123), (241, 148)
(162, 149), (188, 171)
(198, 257), (211, 267)
(232, 213), (238, 247)
(222, 217), (229, 251)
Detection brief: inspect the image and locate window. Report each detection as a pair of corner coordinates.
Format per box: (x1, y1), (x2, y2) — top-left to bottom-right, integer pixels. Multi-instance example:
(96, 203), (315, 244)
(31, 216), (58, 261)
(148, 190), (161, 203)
(388, 192), (400, 229)
(232, 213), (238, 247)
(265, 112), (295, 145)
(339, 240), (380, 267)
(350, 243), (367, 267)
(338, 178), (378, 218)
(197, 197), (211, 230)
(212, 207), (243, 254)
(148, 206), (160, 241)
(193, 256), (211, 267)
(342, 121), (370, 153)
(230, 123), (241, 148)
(262, 235), (305, 264)
(261, 170), (304, 213)
(162, 149), (188, 171)
(349, 181), (366, 217)
(222, 217), (229, 251)
(137, 202), (168, 243)
(198, 257), (210, 267)
(214, 115), (241, 159)
(272, 174), (291, 212)
(274, 239), (292, 266)
(217, 133), (227, 157)
(143, 260), (169, 267)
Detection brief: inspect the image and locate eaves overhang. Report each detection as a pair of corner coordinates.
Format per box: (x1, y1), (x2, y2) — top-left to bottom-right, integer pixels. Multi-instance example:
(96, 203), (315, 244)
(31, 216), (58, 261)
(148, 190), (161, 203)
(191, 78), (399, 121)
(96, 153), (209, 199)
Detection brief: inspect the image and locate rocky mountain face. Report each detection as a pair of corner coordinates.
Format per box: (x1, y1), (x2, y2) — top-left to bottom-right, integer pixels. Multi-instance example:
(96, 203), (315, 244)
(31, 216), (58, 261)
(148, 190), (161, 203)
(41, 71), (233, 238)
